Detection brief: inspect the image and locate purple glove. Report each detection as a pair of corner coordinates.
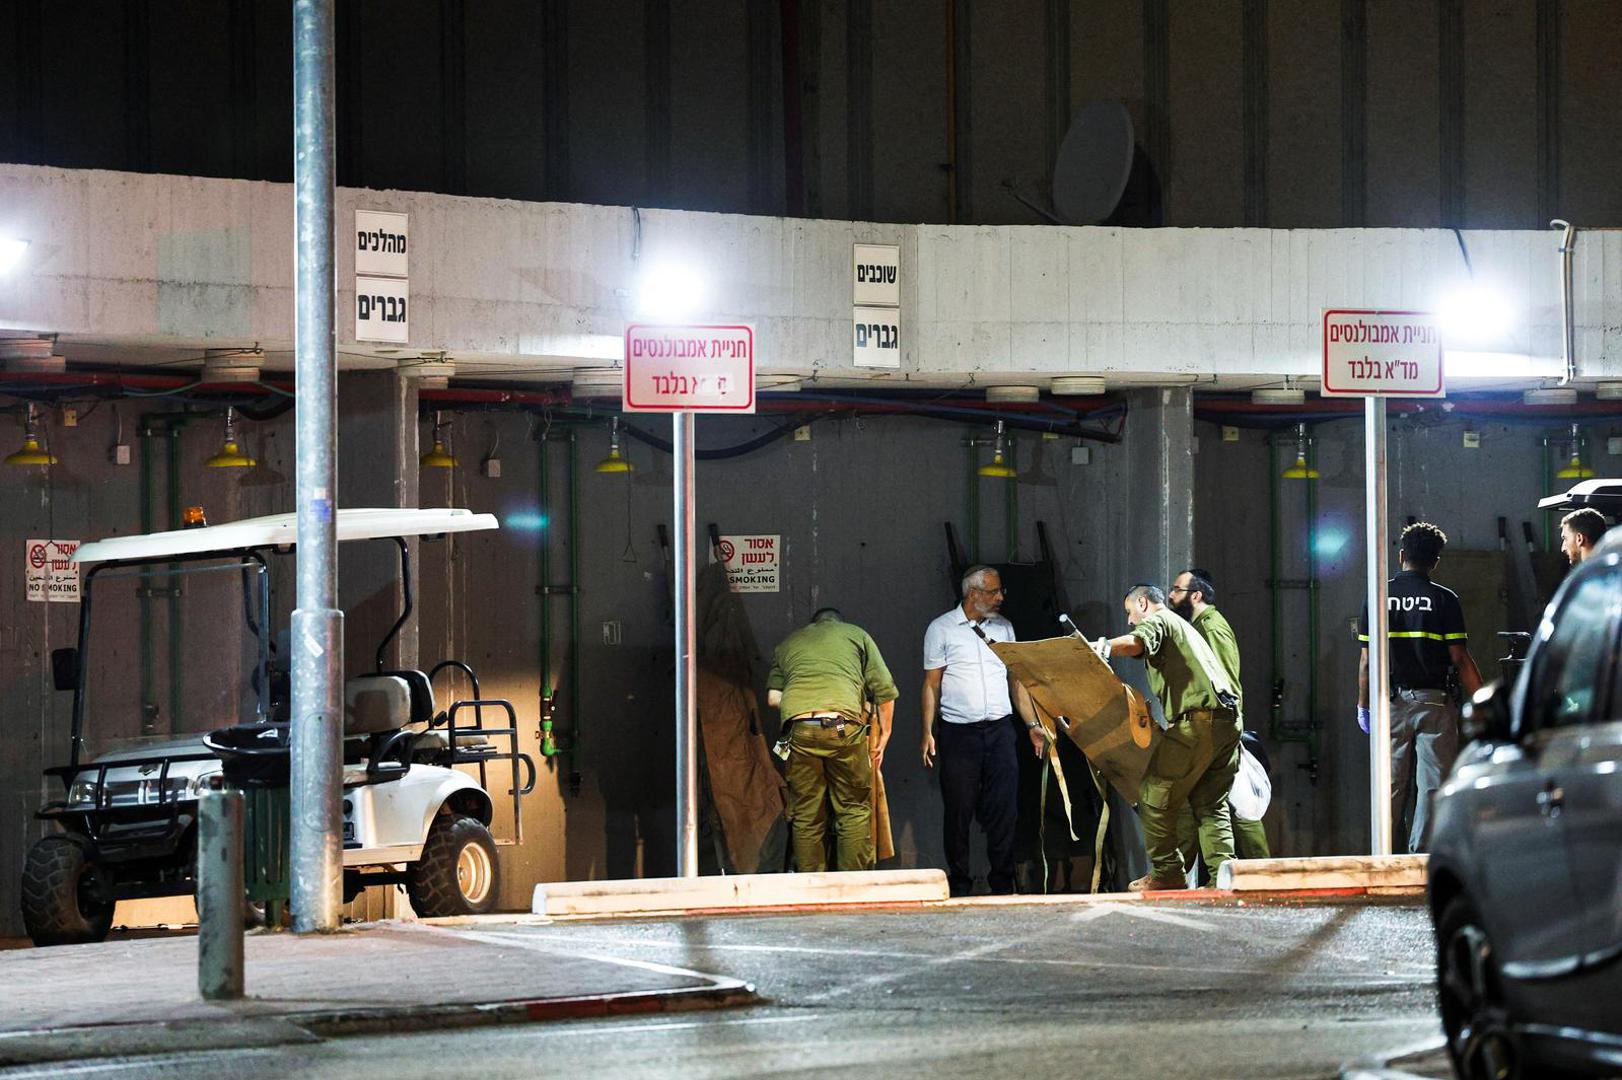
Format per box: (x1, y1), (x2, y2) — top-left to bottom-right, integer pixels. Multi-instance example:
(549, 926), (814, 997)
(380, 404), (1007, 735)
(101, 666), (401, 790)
(1357, 706), (1371, 734)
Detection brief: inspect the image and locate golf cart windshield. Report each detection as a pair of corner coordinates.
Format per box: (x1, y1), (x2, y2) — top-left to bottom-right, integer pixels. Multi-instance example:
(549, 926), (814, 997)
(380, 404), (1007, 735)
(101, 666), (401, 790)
(78, 556), (270, 763)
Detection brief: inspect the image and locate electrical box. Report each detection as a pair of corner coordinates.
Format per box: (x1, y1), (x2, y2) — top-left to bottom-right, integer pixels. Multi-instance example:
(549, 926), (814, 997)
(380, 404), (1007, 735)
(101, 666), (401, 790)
(602, 620), (622, 646)
(793, 425), (812, 442)
(109, 444), (132, 466)
(1070, 445), (1091, 466)
(1221, 426), (1240, 443)
(61, 408), (78, 427)
(1608, 436), (1622, 457)
(1463, 431), (1481, 449)
(481, 457), (502, 478)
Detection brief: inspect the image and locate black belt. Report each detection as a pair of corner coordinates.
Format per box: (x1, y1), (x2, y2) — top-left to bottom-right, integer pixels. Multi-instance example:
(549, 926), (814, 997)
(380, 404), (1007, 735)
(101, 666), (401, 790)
(792, 714), (860, 728)
(1180, 707), (1235, 723)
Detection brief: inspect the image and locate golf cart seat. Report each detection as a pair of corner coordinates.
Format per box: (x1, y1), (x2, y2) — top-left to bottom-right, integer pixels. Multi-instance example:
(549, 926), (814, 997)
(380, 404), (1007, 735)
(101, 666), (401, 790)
(344, 675), (413, 735)
(379, 669), (436, 726)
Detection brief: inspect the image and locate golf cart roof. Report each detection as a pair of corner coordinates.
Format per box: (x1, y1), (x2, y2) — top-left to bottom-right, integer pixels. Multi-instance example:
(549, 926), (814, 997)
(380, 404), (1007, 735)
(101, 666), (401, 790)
(73, 508), (498, 565)
(1537, 479), (1622, 517)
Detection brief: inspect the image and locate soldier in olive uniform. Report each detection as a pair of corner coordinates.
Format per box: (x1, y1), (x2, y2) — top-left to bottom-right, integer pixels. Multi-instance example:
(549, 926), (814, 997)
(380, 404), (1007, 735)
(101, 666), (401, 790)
(767, 608), (898, 872)
(1092, 584), (1241, 891)
(1171, 569), (1270, 862)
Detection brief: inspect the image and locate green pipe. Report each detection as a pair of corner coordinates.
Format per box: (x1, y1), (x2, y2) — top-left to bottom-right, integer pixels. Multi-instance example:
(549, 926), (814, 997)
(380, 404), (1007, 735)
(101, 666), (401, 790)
(538, 433), (554, 759)
(166, 421), (185, 734)
(1304, 429), (1321, 763)
(966, 440), (980, 562)
(1542, 436), (1554, 551)
(1005, 435), (1019, 562)
(567, 431), (581, 794)
(138, 421), (156, 734)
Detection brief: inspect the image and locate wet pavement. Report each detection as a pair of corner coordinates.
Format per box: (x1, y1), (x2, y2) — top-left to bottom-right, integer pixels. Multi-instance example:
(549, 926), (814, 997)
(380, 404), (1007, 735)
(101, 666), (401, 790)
(0, 897), (1443, 1079)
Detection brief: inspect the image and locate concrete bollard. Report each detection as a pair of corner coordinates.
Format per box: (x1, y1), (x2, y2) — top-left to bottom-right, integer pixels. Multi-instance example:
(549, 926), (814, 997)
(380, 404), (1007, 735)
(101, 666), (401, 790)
(197, 783), (245, 1001)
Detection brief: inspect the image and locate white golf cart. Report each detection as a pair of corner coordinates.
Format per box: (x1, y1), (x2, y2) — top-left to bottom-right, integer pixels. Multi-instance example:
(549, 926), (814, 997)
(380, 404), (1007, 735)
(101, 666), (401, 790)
(21, 507), (534, 945)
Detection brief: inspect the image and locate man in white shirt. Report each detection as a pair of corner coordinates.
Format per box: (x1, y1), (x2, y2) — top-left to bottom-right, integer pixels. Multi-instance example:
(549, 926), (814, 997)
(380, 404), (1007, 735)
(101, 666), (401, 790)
(920, 565), (1044, 896)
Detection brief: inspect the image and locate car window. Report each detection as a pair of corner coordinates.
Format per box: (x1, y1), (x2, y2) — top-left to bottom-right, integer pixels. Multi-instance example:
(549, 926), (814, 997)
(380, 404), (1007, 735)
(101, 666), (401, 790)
(1528, 567), (1620, 732)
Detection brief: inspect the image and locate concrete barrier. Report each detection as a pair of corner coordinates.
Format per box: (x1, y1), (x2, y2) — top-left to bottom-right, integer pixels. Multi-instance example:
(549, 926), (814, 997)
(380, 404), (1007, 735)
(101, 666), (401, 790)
(1216, 854), (1428, 892)
(532, 869), (949, 917)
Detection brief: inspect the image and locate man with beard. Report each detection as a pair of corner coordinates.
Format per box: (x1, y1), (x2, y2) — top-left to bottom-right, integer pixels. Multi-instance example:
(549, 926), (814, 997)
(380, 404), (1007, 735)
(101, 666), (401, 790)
(1093, 584), (1241, 891)
(921, 565), (1044, 896)
(1169, 569), (1269, 864)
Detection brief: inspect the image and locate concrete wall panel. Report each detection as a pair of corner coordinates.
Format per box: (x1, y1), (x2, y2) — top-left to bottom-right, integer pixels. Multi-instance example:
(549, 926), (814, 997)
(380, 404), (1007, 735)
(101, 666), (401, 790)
(1558, 1), (1622, 226)
(871, 0), (949, 224)
(1266, 0), (1341, 228)
(969, 0), (1048, 226)
(1365, 0), (1441, 227)
(569, 0), (650, 209)
(1461, 0), (1536, 229)
(1168, 0), (1245, 227)
(668, 0), (750, 213)
(464, 0), (550, 203)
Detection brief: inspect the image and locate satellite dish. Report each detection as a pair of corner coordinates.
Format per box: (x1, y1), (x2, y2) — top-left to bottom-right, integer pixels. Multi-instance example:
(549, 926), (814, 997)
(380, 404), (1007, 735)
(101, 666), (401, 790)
(1051, 101), (1135, 226)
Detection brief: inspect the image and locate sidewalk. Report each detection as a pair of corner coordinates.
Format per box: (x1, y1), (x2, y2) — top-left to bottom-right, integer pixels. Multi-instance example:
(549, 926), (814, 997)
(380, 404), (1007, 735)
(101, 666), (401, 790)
(0, 921), (756, 1067)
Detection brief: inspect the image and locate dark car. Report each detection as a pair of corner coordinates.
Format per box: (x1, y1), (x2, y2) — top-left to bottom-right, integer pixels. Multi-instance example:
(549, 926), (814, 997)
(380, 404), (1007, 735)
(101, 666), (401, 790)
(1427, 531), (1622, 1079)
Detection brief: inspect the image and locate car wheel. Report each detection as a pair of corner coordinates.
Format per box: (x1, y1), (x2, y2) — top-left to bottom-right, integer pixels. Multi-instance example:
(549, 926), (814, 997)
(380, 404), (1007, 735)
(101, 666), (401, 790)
(21, 835), (116, 946)
(406, 815), (499, 917)
(1436, 895), (1522, 1080)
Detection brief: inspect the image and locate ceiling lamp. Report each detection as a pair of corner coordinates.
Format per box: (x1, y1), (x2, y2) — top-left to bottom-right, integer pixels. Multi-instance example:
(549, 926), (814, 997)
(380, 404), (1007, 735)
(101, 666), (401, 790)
(421, 412), (458, 469)
(977, 420), (1018, 479)
(203, 407), (257, 469)
(1556, 422), (1594, 480)
(594, 417), (633, 474)
(985, 385), (1041, 404)
(1051, 376), (1106, 396)
(4, 403), (57, 467)
(1524, 387), (1578, 406)
(1281, 422), (1319, 480)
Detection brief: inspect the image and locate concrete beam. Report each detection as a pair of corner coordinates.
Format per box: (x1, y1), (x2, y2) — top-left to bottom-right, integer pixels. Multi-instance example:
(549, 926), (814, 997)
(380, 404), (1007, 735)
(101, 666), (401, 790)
(0, 164), (1606, 382)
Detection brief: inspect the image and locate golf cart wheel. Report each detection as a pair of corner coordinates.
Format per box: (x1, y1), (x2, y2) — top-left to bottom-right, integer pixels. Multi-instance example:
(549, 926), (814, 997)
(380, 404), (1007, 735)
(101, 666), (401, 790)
(406, 815), (499, 917)
(1437, 895), (1526, 1080)
(21, 835), (115, 946)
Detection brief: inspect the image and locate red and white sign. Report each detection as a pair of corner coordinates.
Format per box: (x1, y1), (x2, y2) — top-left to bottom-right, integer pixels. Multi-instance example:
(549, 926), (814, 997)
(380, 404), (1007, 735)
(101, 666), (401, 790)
(623, 324), (755, 413)
(1321, 309), (1444, 398)
(26, 539), (80, 603)
(712, 534), (779, 593)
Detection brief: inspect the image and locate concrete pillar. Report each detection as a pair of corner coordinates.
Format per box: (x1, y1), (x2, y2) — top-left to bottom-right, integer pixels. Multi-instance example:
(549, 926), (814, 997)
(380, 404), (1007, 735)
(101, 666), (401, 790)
(337, 371), (420, 675)
(1122, 387), (1196, 590)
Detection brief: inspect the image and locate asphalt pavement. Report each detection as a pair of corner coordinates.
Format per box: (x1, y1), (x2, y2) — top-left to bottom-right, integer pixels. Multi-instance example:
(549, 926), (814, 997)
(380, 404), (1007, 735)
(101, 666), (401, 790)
(0, 897), (1445, 1080)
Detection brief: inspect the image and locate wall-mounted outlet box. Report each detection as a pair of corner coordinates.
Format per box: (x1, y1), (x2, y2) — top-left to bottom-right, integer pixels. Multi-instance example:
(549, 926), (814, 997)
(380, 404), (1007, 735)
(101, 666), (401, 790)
(1070, 446), (1091, 466)
(481, 457), (502, 478)
(109, 444), (132, 466)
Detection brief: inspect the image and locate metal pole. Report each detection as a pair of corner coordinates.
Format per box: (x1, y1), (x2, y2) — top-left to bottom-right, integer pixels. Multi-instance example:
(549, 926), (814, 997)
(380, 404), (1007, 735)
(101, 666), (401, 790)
(672, 412), (699, 877)
(197, 785), (245, 1000)
(1365, 397), (1393, 856)
(290, 0), (345, 932)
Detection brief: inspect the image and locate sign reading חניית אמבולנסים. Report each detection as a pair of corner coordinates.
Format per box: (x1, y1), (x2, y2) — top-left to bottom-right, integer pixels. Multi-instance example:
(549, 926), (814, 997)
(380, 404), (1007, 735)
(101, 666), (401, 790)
(1320, 309), (1443, 398)
(622, 324), (755, 413)
(712, 534), (779, 593)
(26, 539), (80, 602)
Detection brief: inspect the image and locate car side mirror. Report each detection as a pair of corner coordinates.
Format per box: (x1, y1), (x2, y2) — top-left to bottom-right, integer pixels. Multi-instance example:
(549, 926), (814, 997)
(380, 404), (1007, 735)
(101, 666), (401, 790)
(1462, 681), (1514, 744)
(50, 647), (79, 693)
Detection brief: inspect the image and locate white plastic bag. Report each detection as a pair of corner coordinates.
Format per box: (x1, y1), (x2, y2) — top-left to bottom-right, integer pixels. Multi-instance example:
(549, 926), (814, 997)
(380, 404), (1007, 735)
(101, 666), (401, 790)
(1229, 743), (1272, 822)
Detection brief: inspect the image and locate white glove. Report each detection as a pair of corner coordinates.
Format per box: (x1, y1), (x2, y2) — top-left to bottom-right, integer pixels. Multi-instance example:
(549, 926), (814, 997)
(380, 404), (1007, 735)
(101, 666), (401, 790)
(1091, 637), (1112, 661)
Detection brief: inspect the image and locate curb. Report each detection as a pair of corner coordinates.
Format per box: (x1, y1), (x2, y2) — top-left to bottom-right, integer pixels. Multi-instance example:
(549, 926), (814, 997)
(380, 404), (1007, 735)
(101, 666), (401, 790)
(0, 980), (760, 1068)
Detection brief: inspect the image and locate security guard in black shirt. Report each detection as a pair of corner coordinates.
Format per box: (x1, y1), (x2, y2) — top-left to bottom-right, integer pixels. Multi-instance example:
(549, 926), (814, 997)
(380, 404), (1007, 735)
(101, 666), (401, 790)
(1355, 522), (1484, 853)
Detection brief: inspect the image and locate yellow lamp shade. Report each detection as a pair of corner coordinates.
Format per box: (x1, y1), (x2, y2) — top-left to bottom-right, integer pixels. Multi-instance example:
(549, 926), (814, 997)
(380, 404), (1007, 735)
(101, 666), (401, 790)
(594, 447), (633, 474)
(1556, 455), (1595, 480)
(1281, 454), (1320, 479)
(204, 440), (257, 469)
(421, 438), (458, 469)
(977, 452), (1017, 479)
(4, 435), (57, 467)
